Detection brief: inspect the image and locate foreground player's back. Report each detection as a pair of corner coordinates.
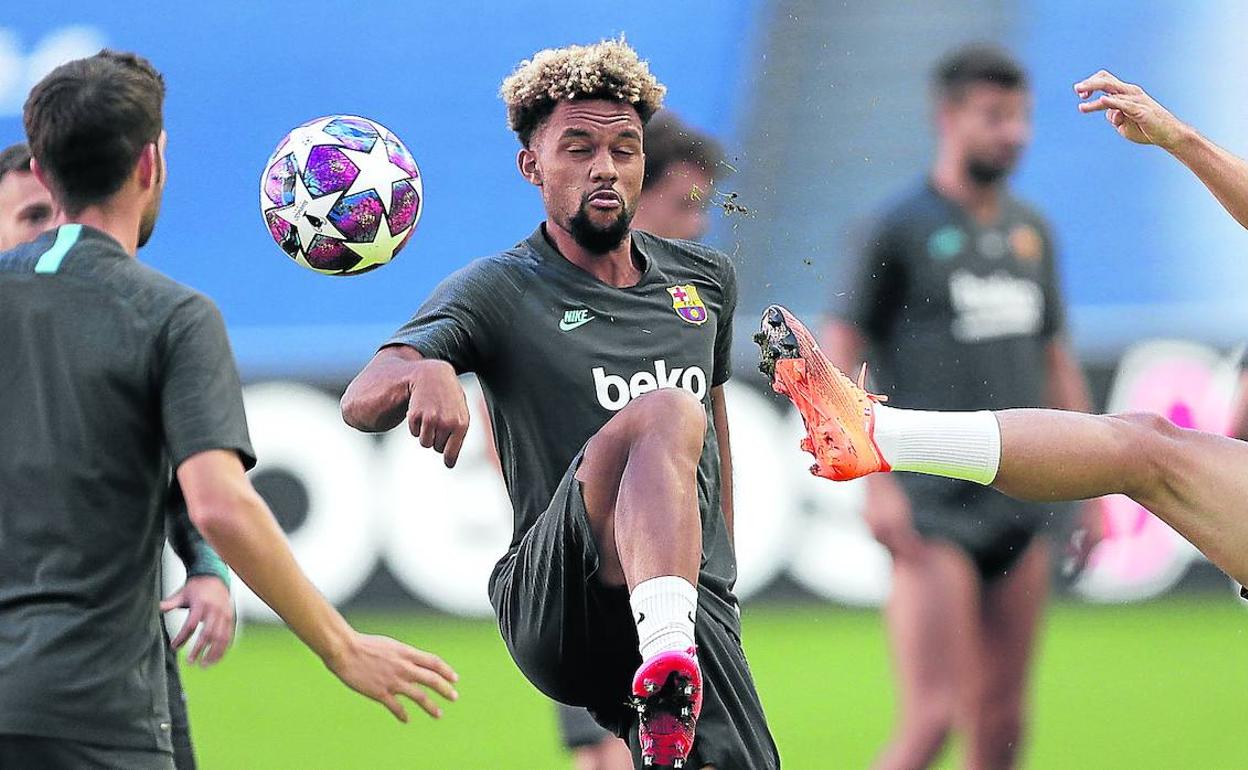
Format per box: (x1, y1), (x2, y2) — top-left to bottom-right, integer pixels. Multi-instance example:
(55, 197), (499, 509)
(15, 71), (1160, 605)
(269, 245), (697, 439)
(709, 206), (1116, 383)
(0, 223), (249, 752)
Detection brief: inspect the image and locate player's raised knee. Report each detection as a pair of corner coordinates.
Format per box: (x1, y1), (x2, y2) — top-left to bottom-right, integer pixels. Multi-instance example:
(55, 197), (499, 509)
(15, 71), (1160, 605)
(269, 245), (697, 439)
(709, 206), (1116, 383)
(1113, 410), (1181, 438)
(625, 387), (707, 436)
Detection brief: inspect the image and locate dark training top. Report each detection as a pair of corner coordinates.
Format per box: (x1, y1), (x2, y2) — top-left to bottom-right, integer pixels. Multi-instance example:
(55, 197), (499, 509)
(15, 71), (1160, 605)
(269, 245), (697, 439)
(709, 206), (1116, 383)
(0, 225), (254, 752)
(839, 180), (1066, 525)
(386, 226), (741, 627)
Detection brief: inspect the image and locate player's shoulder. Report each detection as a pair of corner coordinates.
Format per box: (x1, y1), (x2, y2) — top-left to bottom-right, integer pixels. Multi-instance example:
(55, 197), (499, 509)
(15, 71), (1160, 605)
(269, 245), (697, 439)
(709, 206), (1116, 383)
(1004, 192), (1055, 233)
(872, 180), (948, 224)
(440, 240), (539, 293)
(0, 239), (44, 273)
(634, 230), (736, 282)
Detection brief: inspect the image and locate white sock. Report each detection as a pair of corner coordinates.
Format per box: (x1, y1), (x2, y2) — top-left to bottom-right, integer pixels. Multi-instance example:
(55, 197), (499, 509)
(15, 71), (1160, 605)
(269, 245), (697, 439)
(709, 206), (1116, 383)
(871, 403), (1002, 485)
(629, 576), (698, 661)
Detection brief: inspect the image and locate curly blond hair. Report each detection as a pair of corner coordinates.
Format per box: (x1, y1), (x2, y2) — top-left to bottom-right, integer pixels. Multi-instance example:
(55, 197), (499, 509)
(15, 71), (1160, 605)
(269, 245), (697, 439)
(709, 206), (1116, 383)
(500, 38), (667, 147)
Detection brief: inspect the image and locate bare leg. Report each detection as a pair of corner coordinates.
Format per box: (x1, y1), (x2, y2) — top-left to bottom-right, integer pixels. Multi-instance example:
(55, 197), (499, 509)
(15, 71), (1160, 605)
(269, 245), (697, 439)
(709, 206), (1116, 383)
(575, 388), (706, 590)
(962, 538), (1049, 770)
(872, 541), (980, 770)
(994, 410), (1248, 585)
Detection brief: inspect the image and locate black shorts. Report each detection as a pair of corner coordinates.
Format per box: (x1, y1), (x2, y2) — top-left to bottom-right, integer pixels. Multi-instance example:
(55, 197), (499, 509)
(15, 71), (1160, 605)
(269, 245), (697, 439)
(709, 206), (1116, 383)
(489, 450), (780, 769)
(162, 627), (197, 770)
(912, 509), (1044, 581)
(0, 735), (175, 770)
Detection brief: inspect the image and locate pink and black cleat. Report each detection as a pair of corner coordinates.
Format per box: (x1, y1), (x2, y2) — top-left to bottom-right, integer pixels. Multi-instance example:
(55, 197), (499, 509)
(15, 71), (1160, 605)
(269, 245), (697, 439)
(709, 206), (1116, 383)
(630, 647), (702, 768)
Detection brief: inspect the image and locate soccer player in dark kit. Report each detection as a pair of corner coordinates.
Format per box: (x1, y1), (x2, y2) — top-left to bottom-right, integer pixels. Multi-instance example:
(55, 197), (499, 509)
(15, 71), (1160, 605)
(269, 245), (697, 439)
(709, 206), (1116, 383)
(550, 110), (727, 770)
(0, 50), (457, 770)
(821, 46), (1094, 770)
(342, 40), (778, 769)
(0, 141), (236, 770)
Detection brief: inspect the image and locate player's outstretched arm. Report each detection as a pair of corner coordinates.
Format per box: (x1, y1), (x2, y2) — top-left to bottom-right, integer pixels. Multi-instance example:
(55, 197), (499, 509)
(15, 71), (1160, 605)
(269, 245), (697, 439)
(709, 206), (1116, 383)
(342, 345), (470, 467)
(177, 449), (459, 721)
(1076, 70), (1248, 230)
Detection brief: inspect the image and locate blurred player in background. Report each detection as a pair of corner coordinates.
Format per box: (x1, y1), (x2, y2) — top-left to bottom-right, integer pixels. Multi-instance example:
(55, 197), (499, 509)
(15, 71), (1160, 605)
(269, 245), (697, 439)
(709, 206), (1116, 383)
(550, 110), (725, 770)
(343, 40), (777, 769)
(0, 50), (457, 769)
(0, 140), (235, 770)
(0, 143), (55, 247)
(822, 45), (1093, 770)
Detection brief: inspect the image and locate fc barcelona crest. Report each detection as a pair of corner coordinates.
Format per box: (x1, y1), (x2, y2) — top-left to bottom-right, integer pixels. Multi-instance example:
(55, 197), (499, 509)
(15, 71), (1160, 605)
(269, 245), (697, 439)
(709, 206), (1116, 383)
(667, 284), (709, 325)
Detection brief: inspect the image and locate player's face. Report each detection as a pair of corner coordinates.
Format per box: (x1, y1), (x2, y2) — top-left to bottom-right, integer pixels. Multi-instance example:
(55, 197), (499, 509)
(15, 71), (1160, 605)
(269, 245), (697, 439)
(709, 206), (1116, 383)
(137, 131), (168, 248)
(0, 169), (56, 250)
(941, 83), (1031, 185)
(524, 99), (644, 253)
(633, 162), (715, 241)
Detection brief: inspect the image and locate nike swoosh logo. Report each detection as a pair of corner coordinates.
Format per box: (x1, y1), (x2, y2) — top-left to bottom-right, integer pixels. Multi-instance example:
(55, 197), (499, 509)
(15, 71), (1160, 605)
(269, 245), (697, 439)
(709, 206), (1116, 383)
(559, 316), (595, 332)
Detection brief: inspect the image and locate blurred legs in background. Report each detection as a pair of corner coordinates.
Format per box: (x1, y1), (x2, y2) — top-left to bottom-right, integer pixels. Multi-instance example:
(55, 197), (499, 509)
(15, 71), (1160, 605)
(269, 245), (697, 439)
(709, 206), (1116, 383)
(874, 538), (1048, 770)
(555, 703), (632, 770)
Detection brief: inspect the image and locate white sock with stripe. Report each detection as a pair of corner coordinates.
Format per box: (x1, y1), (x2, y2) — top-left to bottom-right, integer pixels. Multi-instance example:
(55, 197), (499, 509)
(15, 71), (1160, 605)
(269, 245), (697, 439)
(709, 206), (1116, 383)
(871, 404), (1002, 485)
(630, 576), (698, 661)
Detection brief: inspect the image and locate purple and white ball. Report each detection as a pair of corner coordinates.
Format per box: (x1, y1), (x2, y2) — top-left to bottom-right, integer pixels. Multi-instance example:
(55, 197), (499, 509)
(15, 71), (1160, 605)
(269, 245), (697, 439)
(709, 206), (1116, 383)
(259, 115), (422, 275)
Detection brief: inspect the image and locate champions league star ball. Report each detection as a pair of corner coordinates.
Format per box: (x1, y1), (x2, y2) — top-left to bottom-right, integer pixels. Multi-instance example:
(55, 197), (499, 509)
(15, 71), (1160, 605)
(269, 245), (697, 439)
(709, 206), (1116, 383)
(259, 115), (422, 275)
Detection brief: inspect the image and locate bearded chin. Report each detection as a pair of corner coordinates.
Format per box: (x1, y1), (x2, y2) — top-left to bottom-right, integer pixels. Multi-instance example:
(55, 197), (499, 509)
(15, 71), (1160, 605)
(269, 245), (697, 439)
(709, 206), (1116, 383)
(137, 196), (160, 248)
(966, 157), (1011, 186)
(568, 204), (632, 254)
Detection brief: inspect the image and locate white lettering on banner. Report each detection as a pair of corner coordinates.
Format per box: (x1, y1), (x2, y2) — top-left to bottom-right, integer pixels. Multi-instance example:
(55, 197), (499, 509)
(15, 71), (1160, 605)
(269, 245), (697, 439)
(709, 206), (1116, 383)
(948, 269), (1044, 343)
(593, 360), (708, 411)
(0, 27), (107, 116)
(216, 342), (1224, 621)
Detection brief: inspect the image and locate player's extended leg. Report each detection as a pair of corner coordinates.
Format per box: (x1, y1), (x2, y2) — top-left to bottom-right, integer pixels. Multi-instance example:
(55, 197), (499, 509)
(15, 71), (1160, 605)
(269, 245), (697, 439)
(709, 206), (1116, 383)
(992, 410), (1248, 585)
(962, 538), (1049, 770)
(575, 387), (707, 768)
(873, 541), (980, 770)
(757, 305), (1248, 587)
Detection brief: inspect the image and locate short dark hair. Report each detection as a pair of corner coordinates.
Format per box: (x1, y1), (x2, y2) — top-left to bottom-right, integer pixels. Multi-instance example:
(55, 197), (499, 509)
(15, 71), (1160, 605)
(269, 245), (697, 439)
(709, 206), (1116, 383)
(643, 111), (725, 189)
(0, 142), (32, 185)
(23, 49), (165, 214)
(933, 43), (1027, 101)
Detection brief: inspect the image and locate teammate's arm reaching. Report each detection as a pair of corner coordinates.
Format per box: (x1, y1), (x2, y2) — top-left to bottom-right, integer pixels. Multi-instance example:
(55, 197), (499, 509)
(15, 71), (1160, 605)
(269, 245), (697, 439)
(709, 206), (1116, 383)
(1076, 70), (1248, 230)
(163, 297), (458, 722)
(178, 452), (457, 720)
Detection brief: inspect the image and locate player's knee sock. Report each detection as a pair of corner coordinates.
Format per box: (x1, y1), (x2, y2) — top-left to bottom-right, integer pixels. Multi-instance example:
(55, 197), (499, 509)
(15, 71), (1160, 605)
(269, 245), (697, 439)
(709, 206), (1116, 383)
(872, 404), (1001, 485)
(629, 576), (698, 660)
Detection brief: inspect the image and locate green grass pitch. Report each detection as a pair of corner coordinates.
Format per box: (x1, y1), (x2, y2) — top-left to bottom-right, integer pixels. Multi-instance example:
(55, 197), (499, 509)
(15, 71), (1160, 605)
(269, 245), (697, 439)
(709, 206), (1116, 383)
(180, 599), (1246, 768)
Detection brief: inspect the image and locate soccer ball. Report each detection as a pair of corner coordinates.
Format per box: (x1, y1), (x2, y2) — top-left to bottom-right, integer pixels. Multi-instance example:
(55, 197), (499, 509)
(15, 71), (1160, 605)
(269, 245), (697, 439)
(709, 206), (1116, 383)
(259, 115), (422, 275)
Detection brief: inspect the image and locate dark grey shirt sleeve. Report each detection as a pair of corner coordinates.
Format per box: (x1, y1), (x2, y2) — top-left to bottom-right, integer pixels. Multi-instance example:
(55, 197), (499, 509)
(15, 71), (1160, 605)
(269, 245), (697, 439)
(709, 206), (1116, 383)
(383, 261), (501, 373)
(713, 256), (738, 387)
(1038, 222), (1067, 341)
(840, 218), (904, 341)
(165, 481), (229, 582)
(158, 294), (256, 471)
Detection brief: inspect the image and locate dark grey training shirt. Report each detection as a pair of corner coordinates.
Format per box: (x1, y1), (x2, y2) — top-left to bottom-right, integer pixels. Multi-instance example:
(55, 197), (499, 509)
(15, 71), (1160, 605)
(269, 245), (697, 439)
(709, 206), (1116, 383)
(0, 224), (254, 752)
(386, 225), (741, 630)
(838, 180), (1066, 523)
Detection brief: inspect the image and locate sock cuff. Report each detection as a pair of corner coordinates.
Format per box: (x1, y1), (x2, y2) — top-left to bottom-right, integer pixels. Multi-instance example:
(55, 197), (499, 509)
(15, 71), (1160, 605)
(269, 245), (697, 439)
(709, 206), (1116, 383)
(629, 576), (699, 608)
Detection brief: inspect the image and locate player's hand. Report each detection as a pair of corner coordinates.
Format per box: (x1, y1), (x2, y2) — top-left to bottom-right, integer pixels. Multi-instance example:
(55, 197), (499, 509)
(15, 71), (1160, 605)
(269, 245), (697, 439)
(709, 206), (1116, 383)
(863, 474), (921, 560)
(405, 358), (470, 468)
(1074, 70), (1188, 151)
(1062, 499), (1107, 579)
(160, 575), (236, 667)
(326, 632), (460, 722)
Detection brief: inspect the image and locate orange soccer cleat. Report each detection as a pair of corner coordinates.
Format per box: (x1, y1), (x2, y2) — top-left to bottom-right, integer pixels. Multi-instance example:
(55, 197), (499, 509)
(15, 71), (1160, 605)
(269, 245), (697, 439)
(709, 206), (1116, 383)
(754, 304), (890, 481)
